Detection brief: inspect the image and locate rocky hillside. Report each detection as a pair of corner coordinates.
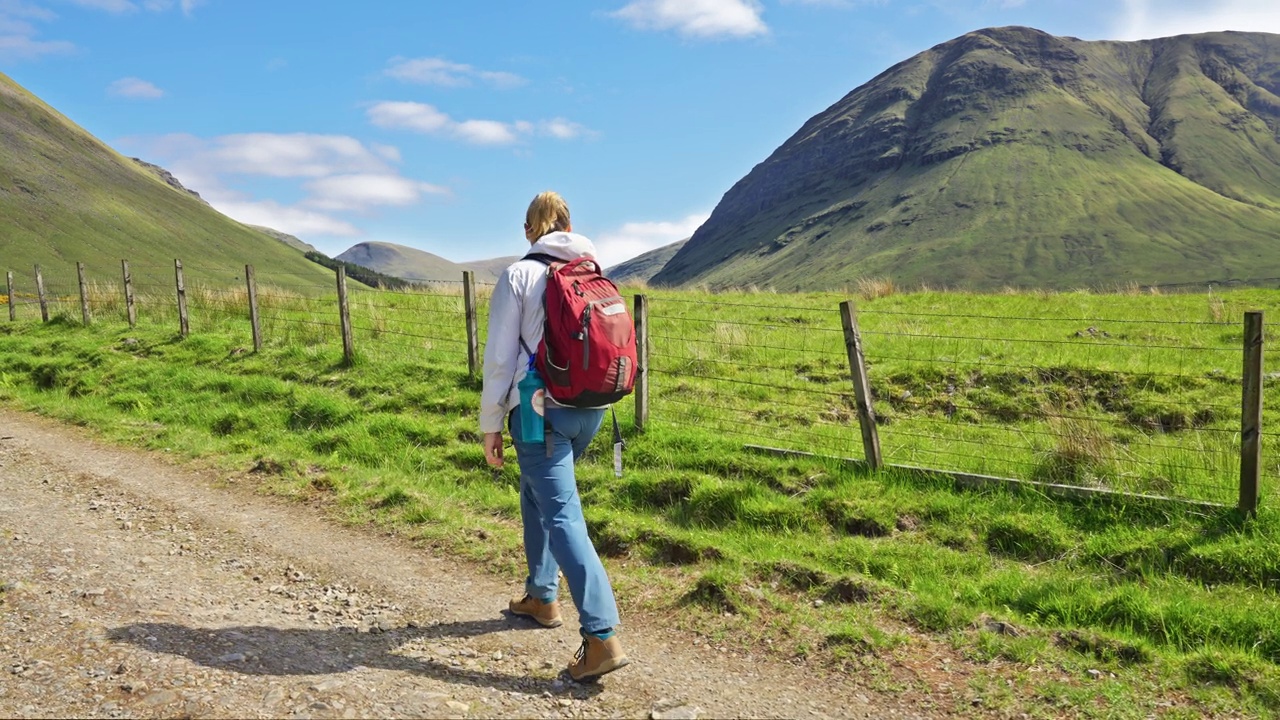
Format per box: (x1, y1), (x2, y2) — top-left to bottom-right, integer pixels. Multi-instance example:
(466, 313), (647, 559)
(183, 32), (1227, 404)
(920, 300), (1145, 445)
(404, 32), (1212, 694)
(652, 28), (1280, 291)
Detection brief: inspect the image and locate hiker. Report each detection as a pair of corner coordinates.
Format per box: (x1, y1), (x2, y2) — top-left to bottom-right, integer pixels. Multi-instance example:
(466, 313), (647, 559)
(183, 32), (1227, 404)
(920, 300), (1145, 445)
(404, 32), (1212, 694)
(480, 191), (631, 682)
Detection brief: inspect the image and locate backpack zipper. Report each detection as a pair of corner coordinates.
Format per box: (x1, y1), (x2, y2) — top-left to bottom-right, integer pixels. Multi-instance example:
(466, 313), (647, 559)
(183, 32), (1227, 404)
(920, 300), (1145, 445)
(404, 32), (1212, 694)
(581, 305), (592, 369)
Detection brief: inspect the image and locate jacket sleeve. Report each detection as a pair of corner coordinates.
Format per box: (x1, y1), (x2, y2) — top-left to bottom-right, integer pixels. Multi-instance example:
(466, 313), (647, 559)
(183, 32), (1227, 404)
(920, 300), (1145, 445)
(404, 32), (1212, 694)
(480, 269), (522, 434)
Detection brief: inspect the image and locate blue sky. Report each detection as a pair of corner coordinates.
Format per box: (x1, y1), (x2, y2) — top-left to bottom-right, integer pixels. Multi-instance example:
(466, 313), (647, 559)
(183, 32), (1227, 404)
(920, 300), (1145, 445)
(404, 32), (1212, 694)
(3, 0), (1279, 267)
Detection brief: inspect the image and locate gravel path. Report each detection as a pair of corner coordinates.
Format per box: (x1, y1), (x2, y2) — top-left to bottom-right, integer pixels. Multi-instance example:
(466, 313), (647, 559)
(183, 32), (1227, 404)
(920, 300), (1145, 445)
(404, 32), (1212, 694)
(0, 409), (931, 719)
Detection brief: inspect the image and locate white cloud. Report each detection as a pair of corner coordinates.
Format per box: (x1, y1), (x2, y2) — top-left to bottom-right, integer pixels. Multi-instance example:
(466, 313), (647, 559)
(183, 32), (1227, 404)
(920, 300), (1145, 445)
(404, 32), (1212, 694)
(384, 56), (525, 89)
(611, 0), (767, 39)
(368, 101), (453, 134)
(208, 197), (362, 238)
(119, 132), (445, 241)
(0, 32), (72, 58)
(303, 174), (450, 212)
(179, 0), (200, 14)
(66, 0), (137, 12)
(368, 101), (595, 146)
(0, 0), (73, 60)
(1115, 0), (1280, 39)
(540, 118), (592, 140)
(453, 119), (519, 146)
(107, 76), (163, 99)
(594, 212), (709, 268)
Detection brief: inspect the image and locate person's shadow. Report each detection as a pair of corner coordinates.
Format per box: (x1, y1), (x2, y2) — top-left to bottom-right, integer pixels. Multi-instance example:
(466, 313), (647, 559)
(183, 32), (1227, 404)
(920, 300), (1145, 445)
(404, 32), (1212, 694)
(107, 615), (604, 697)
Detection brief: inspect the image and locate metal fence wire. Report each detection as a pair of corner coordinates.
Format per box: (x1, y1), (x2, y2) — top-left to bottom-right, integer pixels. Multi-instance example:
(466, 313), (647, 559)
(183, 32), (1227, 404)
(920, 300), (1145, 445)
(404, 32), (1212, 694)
(1, 259), (1270, 510)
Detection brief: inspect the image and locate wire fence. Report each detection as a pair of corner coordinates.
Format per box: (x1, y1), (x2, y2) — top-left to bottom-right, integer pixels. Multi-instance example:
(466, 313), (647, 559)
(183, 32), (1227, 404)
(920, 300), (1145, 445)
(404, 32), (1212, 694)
(2, 258), (1271, 510)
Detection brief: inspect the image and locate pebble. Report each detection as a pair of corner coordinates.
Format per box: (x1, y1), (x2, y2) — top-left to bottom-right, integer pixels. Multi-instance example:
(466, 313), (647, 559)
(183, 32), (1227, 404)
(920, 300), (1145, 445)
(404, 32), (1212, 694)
(141, 689), (179, 707)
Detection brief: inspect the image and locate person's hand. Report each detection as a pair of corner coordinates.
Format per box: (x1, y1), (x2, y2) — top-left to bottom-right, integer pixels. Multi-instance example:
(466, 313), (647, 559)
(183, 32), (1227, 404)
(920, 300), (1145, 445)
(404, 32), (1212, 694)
(483, 432), (504, 468)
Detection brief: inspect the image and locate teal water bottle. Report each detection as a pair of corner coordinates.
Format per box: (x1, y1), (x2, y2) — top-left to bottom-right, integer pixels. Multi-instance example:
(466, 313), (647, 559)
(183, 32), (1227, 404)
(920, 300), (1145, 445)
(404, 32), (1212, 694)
(518, 357), (546, 444)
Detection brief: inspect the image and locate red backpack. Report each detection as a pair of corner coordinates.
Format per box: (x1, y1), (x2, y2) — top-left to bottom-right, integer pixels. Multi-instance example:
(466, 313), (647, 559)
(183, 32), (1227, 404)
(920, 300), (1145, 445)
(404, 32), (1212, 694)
(524, 254), (637, 407)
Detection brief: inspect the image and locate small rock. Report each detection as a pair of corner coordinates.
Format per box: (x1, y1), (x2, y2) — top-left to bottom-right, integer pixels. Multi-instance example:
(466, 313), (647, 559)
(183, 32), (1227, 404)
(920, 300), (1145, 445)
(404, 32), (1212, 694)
(310, 678), (343, 693)
(262, 687), (285, 705)
(651, 701), (701, 720)
(216, 653), (245, 663)
(811, 599), (825, 608)
(141, 689), (179, 707)
(558, 698), (574, 707)
(492, 651), (504, 661)
(445, 700), (470, 713)
(1087, 669), (1102, 680)
(121, 681), (148, 694)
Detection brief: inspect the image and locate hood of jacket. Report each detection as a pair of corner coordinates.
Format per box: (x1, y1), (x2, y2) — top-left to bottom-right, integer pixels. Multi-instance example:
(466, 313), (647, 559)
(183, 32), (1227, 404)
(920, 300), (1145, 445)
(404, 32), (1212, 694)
(527, 231), (597, 263)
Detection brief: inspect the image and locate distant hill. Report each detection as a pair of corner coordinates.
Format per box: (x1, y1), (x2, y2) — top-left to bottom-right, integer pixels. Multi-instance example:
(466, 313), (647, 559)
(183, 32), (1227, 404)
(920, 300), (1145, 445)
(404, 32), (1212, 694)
(460, 256), (520, 280)
(652, 28), (1280, 291)
(607, 238), (689, 284)
(0, 71), (334, 287)
(335, 242), (476, 283)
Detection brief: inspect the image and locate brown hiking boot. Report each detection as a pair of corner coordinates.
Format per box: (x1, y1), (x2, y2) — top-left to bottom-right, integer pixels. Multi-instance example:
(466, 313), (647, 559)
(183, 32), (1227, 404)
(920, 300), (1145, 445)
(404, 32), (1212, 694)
(508, 595), (563, 628)
(568, 634), (630, 682)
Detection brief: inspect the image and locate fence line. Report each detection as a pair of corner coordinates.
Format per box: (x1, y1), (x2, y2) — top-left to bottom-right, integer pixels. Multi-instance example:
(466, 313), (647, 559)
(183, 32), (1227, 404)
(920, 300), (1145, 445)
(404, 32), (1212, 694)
(1, 257), (1269, 512)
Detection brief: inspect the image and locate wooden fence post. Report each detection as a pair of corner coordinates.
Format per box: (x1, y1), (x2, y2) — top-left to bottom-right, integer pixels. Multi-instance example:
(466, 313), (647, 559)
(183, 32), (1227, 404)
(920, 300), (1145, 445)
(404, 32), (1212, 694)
(121, 260), (136, 328)
(336, 266), (355, 365)
(34, 265), (48, 322)
(1240, 311), (1264, 516)
(840, 300), (882, 469)
(245, 264), (262, 353)
(463, 270), (479, 379)
(6, 271), (14, 321)
(634, 294), (650, 432)
(76, 261), (90, 325)
(174, 259), (189, 338)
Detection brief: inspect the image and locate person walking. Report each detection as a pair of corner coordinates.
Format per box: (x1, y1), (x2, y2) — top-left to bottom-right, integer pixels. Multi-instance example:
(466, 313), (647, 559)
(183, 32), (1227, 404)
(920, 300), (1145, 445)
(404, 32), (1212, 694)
(480, 191), (630, 682)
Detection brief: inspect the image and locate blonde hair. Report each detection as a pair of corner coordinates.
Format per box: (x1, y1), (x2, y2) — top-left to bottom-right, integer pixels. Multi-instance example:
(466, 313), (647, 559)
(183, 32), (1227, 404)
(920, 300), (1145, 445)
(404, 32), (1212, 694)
(525, 191), (571, 239)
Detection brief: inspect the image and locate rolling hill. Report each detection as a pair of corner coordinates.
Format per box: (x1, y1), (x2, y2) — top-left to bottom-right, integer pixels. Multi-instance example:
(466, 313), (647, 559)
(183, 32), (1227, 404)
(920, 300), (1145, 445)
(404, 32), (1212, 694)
(460, 255), (521, 280)
(607, 238), (689, 284)
(0, 71), (334, 289)
(652, 28), (1280, 291)
(335, 242), (481, 283)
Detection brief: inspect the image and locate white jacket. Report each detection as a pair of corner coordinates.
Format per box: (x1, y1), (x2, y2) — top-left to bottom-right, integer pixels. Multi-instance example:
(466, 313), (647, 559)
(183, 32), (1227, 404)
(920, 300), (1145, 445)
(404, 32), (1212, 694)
(479, 231), (599, 434)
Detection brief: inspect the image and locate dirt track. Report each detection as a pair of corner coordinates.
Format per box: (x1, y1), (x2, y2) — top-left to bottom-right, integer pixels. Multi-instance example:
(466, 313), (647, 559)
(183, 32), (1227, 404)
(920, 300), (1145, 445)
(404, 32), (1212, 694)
(0, 409), (930, 719)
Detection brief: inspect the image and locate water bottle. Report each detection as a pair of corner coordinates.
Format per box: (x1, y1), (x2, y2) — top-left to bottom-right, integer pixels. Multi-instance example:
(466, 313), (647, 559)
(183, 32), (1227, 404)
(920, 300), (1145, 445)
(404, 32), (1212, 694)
(518, 360), (546, 444)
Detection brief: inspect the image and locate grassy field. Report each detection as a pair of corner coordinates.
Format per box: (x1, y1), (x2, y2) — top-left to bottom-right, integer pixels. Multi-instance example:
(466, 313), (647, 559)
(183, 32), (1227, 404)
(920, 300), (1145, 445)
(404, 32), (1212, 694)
(1, 275), (1279, 717)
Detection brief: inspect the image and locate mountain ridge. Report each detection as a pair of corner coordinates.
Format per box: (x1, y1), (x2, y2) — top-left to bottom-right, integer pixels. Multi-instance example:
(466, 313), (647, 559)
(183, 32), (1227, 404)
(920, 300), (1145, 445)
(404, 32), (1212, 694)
(652, 27), (1280, 291)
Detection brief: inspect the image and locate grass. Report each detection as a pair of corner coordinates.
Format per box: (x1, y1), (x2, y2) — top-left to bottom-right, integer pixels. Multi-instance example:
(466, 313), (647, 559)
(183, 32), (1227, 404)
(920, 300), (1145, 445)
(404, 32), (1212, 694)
(1, 282), (1279, 717)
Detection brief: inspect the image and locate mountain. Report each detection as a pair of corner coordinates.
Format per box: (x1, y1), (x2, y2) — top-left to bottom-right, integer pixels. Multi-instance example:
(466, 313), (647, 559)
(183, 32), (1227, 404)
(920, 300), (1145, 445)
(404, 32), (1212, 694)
(0, 71), (334, 287)
(607, 238), (689, 284)
(248, 225), (319, 255)
(335, 242), (477, 283)
(651, 28), (1280, 291)
(461, 256), (521, 280)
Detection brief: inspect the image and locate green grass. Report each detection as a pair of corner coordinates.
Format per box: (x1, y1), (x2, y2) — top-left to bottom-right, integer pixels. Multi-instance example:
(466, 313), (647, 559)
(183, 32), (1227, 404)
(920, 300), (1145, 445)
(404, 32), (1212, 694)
(2, 284), (1280, 717)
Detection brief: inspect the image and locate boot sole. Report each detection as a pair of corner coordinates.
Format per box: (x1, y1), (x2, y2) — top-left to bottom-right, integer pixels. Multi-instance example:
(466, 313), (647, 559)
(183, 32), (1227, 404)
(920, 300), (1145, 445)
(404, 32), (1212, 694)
(508, 610), (563, 628)
(570, 656), (631, 683)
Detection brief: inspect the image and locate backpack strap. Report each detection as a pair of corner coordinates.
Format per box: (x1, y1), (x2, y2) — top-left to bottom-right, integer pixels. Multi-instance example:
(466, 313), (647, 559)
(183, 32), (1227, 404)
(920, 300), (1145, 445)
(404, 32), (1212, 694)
(523, 252), (558, 266)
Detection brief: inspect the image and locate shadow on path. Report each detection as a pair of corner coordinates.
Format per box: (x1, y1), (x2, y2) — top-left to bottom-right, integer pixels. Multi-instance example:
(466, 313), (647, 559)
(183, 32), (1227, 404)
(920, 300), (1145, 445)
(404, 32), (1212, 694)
(107, 615), (601, 697)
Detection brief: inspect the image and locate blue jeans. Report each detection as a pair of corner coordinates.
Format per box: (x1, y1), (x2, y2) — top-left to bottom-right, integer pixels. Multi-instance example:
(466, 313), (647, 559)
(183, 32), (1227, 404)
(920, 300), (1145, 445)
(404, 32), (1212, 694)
(509, 406), (619, 634)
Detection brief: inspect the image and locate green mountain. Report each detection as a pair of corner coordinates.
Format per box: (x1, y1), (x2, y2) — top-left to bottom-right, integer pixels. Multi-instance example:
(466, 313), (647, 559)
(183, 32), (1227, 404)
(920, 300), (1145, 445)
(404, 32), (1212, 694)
(652, 28), (1280, 291)
(607, 238), (689, 284)
(0, 71), (334, 288)
(335, 241), (481, 283)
